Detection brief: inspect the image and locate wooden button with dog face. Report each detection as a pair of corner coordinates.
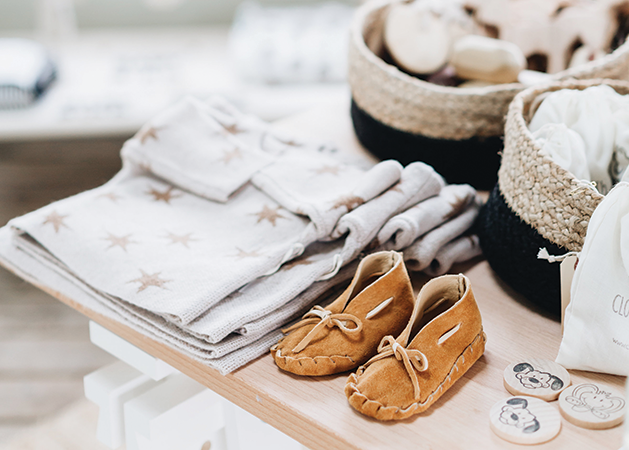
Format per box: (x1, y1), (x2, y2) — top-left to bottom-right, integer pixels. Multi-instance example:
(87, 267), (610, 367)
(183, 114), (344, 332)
(559, 383), (626, 429)
(490, 396), (561, 445)
(504, 358), (571, 401)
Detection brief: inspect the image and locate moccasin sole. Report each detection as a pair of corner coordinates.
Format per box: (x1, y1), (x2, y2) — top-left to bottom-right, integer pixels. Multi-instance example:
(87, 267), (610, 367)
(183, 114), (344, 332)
(271, 347), (358, 376)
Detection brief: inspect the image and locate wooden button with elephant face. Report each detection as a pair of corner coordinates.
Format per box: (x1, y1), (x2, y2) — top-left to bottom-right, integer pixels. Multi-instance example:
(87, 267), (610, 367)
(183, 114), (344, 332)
(490, 396), (562, 445)
(504, 358), (571, 401)
(559, 383), (626, 429)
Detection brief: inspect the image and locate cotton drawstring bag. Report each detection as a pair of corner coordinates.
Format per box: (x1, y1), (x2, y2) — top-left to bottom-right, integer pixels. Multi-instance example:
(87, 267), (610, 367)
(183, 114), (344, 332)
(556, 182), (629, 376)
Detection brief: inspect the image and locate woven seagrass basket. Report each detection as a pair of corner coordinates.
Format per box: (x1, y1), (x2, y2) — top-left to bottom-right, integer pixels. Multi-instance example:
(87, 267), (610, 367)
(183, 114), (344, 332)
(477, 78), (629, 315)
(349, 0), (629, 190)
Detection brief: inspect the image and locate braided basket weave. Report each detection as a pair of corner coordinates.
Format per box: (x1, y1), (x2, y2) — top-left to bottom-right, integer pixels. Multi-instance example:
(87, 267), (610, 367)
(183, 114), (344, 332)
(349, 0), (629, 190)
(477, 79), (629, 314)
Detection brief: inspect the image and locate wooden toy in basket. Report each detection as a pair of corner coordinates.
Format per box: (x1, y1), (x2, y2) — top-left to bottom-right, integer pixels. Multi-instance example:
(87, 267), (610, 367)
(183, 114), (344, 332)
(348, 0), (629, 189)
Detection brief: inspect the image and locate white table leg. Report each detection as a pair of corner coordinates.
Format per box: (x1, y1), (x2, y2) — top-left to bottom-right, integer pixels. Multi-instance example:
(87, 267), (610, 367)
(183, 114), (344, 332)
(84, 360), (162, 449)
(222, 401), (307, 450)
(87, 320), (308, 450)
(124, 373), (226, 450)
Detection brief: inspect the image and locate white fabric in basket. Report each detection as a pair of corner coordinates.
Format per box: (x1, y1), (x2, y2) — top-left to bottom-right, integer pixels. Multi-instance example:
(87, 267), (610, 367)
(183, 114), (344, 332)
(532, 123), (590, 182)
(529, 85), (629, 195)
(556, 182), (629, 376)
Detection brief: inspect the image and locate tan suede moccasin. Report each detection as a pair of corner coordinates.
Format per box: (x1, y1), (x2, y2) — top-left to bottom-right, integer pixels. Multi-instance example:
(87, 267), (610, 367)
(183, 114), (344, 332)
(270, 251), (415, 376)
(345, 273), (486, 421)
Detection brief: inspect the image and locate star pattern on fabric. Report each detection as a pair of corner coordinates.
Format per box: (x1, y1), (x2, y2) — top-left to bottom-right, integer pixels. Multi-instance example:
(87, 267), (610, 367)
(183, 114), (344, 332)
(137, 162), (152, 174)
(313, 164), (341, 176)
(128, 269), (171, 293)
(444, 195), (472, 220)
(234, 247), (262, 259)
(221, 147), (243, 164)
(103, 233), (137, 252)
(252, 204), (286, 226)
(222, 123), (246, 136)
(331, 195), (364, 212)
(99, 192), (122, 202)
(277, 137), (300, 146)
(282, 256), (313, 271)
(147, 186), (182, 204)
(165, 232), (198, 248)
(42, 211), (69, 233)
(135, 125), (162, 145)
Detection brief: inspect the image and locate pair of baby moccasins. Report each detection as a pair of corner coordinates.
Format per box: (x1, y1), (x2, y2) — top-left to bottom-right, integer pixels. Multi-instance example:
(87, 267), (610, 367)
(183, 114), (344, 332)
(270, 251), (486, 421)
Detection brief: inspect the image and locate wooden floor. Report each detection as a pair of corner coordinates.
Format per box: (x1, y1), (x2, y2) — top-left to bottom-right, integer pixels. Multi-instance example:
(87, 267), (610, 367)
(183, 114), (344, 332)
(0, 137), (127, 445)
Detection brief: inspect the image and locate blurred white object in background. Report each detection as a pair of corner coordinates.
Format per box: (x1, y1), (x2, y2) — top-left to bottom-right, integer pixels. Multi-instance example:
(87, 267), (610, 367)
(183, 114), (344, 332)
(0, 38), (57, 109)
(142, 0), (188, 12)
(37, 0), (78, 41)
(229, 1), (354, 83)
(0, 0), (355, 140)
(0, 27), (350, 141)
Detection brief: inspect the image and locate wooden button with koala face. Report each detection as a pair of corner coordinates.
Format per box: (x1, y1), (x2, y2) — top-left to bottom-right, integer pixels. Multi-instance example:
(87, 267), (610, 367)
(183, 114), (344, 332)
(504, 358), (571, 401)
(559, 383), (626, 429)
(490, 396), (562, 445)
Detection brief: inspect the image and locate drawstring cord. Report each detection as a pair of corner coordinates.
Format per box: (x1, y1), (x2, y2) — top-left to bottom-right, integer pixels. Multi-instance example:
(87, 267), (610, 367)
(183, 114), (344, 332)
(316, 254), (343, 281)
(537, 248), (579, 263)
(569, 180), (598, 196)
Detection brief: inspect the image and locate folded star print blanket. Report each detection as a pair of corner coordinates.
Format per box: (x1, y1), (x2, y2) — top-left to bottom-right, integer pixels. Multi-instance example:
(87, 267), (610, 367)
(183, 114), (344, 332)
(0, 97), (482, 374)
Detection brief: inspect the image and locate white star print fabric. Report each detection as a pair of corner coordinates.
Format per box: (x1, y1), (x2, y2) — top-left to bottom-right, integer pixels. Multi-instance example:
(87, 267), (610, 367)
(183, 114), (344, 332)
(0, 97), (483, 374)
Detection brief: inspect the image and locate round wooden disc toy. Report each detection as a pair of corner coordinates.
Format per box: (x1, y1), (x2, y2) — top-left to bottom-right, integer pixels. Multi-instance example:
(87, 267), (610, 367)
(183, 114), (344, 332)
(383, 4), (451, 74)
(490, 396), (561, 445)
(559, 383), (626, 429)
(503, 358), (571, 401)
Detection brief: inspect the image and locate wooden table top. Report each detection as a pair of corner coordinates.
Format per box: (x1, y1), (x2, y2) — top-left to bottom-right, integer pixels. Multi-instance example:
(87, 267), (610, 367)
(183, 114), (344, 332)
(2, 97), (626, 450)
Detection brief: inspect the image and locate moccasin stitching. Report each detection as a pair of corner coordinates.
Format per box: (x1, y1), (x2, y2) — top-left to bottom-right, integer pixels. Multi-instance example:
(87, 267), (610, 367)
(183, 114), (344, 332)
(274, 353), (356, 366)
(347, 330), (485, 418)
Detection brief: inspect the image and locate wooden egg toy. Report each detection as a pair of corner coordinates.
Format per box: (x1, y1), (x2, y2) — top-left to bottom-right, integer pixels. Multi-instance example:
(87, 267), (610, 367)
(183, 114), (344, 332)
(450, 35), (526, 83)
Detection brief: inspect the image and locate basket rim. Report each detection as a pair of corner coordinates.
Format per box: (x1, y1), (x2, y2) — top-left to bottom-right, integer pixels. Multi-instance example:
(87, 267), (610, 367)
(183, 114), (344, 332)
(496, 78), (629, 251)
(505, 77), (629, 199)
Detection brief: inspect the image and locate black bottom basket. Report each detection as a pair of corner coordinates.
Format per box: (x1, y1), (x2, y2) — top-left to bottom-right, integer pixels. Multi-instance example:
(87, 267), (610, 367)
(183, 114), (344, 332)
(477, 184), (563, 316)
(350, 99), (503, 190)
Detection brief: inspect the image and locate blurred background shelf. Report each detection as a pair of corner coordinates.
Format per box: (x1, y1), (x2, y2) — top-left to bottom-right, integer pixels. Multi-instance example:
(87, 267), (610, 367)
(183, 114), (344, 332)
(0, 26), (349, 142)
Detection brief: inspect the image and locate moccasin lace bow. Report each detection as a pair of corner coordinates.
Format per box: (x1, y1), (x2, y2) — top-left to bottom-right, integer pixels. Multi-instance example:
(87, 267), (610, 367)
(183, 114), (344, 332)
(281, 305), (363, 353)
(363, 335), (429, 401)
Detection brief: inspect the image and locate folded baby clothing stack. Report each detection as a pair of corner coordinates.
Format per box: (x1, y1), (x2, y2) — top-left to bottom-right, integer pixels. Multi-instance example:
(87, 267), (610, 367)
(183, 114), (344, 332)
(0, 97), (482, 374)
